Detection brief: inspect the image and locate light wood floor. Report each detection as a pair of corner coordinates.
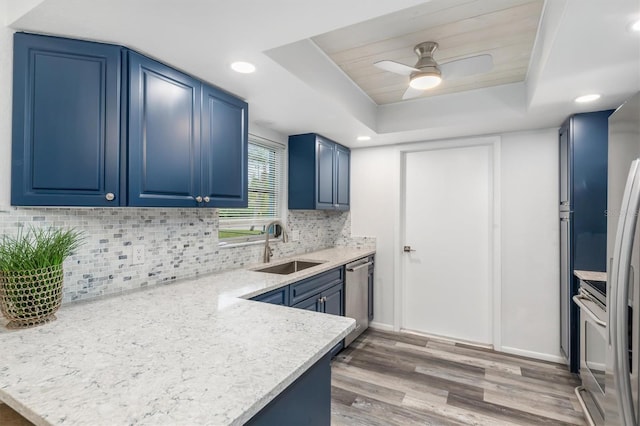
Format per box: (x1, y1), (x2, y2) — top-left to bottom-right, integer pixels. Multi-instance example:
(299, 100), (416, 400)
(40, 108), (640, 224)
(331, 329), (586, 426)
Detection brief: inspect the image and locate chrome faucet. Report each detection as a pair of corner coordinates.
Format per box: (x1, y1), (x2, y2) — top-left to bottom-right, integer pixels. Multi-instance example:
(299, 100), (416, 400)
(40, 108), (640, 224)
(263, 220), (289, 263)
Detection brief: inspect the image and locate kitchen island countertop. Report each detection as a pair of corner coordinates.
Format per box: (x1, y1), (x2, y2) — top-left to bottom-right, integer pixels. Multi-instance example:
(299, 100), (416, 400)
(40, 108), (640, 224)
(0, 246), (374, 425)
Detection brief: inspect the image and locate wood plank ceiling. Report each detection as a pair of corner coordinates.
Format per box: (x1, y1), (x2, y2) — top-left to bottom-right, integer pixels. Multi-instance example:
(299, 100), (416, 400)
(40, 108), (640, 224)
(312, 0), (544, 105)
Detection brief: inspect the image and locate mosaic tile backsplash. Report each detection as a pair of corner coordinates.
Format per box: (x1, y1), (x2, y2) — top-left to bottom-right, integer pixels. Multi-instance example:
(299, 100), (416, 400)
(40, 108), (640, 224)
(0, 207), (374, 304)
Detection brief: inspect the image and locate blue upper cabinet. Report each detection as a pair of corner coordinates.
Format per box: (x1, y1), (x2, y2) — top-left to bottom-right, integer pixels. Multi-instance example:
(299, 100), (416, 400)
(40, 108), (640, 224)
(288, 133), (350, 210)
(201, 84), (248, 208)
(128, 53), (248, 208)
(12, 33), (248, 208)
(335, 145), (350, 209)
(12, 33), (122, 206)
(562, 110), (613, 271)
(128, 52), (202, 207)
(316, 137), (335, 209)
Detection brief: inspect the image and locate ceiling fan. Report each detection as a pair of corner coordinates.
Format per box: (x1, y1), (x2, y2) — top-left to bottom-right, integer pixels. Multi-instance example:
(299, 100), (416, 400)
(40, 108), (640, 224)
(374, 42), (493, 100)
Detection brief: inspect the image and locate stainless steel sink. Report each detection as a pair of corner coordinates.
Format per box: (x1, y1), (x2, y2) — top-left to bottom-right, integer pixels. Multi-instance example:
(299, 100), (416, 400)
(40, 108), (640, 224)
(254, 260), (324, 275)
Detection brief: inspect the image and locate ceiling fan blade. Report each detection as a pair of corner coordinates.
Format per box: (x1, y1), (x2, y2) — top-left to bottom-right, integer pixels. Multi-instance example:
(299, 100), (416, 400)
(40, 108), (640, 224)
(440, 54), (493, 80)
(374, 60), (418, 76)
(402, 86), (423, 100)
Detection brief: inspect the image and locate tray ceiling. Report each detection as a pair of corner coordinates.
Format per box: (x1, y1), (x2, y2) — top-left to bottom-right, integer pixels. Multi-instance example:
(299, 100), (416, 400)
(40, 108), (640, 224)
(312, 0), (544, 105)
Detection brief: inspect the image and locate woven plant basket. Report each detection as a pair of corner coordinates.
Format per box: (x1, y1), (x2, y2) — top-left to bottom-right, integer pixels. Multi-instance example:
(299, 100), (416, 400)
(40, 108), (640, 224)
(0, 264), (64, 329)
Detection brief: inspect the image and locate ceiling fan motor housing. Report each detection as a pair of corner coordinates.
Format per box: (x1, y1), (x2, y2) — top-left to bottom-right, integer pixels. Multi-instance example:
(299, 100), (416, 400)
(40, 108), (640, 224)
(410, 42), (442, 87)
(413, 42), (441, 75)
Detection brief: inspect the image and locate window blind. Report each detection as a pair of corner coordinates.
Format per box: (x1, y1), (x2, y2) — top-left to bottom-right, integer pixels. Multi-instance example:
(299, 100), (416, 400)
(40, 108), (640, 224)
(218, 139), (283, 225)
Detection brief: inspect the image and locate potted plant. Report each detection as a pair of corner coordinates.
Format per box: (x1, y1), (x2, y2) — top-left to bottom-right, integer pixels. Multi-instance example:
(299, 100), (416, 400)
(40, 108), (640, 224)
(0, 227), (84, 329)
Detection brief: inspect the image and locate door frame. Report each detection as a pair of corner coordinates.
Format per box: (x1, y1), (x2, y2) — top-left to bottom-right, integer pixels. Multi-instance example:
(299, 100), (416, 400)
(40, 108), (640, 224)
(393, 136), (502, 350)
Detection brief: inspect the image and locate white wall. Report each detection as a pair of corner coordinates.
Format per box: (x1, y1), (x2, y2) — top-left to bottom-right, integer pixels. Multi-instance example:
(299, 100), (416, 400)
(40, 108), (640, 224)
(500, 129), (560, 360)
(350, 148), (400, 328)
(351, 128), (562, 361)
(0, 16), (13, 209)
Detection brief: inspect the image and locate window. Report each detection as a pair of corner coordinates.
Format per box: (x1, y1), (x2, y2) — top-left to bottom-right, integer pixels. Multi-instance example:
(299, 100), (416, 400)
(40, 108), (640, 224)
(218, 136), (284, 244)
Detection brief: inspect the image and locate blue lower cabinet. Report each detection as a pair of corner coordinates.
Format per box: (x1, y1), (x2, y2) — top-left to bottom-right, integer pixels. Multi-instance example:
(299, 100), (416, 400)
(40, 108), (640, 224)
(251, 267), (347, 359)
(251, 266), (348, 357)
(290, 267), (343, 305)
(12, 33), (122, 206)
(368, 257), (375, 321)
(292, 294), (323, 312)
(329, 340), (344, 358)
(321, 283), (344, 316)
(250, 287), (289, 306)
(246, 352), (331, 425)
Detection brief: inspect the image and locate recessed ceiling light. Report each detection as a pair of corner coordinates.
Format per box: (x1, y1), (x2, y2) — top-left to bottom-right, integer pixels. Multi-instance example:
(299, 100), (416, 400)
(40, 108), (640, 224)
(230, 61), (256, 74)
(631, 19), (640, 32)
(575, 94), (601, 103)
(357, 136), (371, 141)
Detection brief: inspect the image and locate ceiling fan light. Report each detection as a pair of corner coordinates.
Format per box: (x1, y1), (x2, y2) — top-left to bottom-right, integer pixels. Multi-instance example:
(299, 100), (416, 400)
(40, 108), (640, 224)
(409, 72), (442, 90)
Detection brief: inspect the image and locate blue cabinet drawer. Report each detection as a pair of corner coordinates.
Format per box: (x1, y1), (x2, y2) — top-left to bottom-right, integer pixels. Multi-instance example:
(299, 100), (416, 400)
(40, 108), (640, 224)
(250, 286), (289, 306)
(290, 267), (343, 305)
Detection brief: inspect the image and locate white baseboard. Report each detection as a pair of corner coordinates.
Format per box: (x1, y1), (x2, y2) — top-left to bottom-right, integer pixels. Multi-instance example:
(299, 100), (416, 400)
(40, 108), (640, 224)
(368, 321), (394, 332)
(367, 324), (566, 365)
(501, 346), (566, 364)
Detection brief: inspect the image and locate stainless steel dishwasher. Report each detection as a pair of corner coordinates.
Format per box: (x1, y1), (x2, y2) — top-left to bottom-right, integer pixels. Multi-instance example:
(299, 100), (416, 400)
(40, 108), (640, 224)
(345, 257), (372, 347)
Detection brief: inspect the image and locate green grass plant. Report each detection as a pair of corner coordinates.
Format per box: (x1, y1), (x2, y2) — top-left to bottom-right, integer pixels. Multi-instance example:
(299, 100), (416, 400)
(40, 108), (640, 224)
(0, 227), (84, 272)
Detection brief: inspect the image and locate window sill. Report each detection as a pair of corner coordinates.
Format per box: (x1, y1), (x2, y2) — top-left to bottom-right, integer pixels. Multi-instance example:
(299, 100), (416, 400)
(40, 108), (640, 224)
(218, 237), (282, 249)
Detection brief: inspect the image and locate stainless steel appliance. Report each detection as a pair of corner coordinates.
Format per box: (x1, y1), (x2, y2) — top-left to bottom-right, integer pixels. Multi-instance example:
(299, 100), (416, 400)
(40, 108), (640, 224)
(605, 92), (640, 425)
(344, 258), (372, 347)
(574, 279), (607, 425)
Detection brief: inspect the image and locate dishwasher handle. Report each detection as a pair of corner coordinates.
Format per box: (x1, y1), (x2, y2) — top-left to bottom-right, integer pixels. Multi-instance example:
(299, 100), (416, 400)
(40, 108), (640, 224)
(346, 261), (373, 272)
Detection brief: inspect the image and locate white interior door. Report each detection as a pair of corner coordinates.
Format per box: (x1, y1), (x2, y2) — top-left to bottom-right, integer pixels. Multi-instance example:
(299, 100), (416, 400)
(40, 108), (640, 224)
(402, 145), (493, 344)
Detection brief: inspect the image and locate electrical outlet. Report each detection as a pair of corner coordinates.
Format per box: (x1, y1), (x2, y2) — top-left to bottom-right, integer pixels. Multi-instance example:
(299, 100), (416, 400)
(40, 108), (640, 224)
(291, 230), (300, 241)
(132, 245), (145, 265)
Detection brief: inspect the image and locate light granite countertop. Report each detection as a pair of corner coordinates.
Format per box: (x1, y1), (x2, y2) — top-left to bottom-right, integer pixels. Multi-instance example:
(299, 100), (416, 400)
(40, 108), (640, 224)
(0, 246), (375, 426)
(574, 269), (607, 282)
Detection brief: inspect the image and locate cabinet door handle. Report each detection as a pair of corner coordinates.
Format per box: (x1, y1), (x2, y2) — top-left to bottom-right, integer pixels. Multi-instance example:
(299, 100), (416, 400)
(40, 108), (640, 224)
(203, 196), (210, 203)
(195, 196), (203, 203)
(105, 192), (115, 201)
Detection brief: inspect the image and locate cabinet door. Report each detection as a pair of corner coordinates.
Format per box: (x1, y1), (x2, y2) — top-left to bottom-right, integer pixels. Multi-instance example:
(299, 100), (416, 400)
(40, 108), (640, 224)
(322, 283), (344, 316)
(368, 263), (374, 322)
(292, 295), (322, 312)
(559, 125), (571, 209)
(201, 84), (248, 207)
(335, 145), (350, 209)
(560, 213), (571, 361)
(251, 286), (289, 306)
(12, 33), (122, 206)
(128, 52), (201, 207)
(316, 137), (335, 209)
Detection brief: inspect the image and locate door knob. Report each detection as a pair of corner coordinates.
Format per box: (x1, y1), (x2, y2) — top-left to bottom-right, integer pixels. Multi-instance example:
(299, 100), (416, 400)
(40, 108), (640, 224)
(203, 196), (210, 203)
(403, 246), (416, 253)
(195, 196), (203, 203)
(105, 193), (115, 201)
